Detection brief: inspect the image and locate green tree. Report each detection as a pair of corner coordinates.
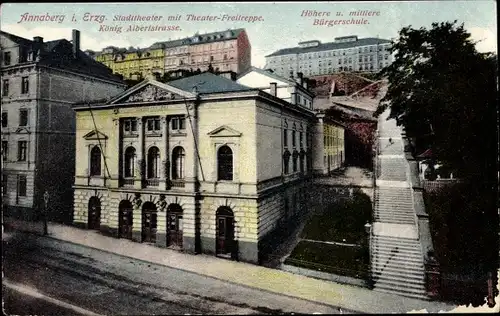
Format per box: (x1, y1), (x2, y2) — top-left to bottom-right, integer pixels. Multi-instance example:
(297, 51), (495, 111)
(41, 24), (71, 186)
(375, 21), (497, 186)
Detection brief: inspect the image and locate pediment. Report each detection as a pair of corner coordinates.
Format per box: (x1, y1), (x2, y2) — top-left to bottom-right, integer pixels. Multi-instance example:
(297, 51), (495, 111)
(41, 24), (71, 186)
(207, 125), (242, 137)
(83, 129), (108, 140)
(15, 127), (31, 134)
(109, 80), (195, 104)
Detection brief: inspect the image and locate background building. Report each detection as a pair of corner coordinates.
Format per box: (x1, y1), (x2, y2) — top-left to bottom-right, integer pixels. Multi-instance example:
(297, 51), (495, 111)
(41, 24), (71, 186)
(264, 35), (392, 77)
(86, 28), (252, 81)
(1, 29), (126, 223)
(72, 72), (315, 264)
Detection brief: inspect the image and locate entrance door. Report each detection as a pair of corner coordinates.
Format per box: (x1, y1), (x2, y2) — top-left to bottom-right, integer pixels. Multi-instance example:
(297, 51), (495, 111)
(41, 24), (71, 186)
(118, 200), (133, 239)
(167, 204), (183, 248)
(88, 197), (101, 230)
(142, 202), (157, 243)
(216, 207), (235, 257)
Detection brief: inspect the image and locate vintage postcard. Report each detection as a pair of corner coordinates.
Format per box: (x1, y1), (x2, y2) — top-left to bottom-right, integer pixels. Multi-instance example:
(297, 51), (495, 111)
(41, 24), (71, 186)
(1, 1), (498, 314)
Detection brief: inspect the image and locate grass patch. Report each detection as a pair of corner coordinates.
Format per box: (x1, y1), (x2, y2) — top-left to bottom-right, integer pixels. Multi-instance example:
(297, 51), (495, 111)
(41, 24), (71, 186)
(301, 190), (372, 244)
(285, 240), (369, 279)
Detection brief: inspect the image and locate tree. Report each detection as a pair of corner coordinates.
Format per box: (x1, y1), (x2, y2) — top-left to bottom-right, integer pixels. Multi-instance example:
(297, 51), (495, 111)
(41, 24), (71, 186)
(377, 21), (498, 306)
(375, 21), (497, 186)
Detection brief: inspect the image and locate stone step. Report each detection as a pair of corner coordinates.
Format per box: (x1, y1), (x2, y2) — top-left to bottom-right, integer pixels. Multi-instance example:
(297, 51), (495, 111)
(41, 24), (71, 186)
(374, 213), (415, 219)
(373, 240), (421, 250)
(372, 273), (425, 287)
(372, 247), (422, 256)
(373, 284), (429, 300)
(371, 267), (424, 280)
(374, 216), (415, 222)
(375, 206), (414, 212)
(373, 238), (421, 247)
(374, 220), (415, 225)
(373, 277), (427, 291)
(373, 249), (423, 259)
(374, 219), (415, 225)
(373, 253), (424, 264)
(371, 262), (424, 273)
(374, 212), (415, 218)
(371, 263), (424, 275)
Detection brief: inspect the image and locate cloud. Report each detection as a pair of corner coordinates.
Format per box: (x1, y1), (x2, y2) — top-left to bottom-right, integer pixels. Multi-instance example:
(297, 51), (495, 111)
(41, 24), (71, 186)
(468, 26), (497, 53)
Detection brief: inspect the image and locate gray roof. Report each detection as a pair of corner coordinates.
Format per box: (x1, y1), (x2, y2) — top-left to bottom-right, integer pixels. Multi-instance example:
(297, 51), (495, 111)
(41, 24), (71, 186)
(237, 66), (297, 85)
(97, 28), (245, 54)
(265, 37), (391, 57)
(168, 72), (254, 94)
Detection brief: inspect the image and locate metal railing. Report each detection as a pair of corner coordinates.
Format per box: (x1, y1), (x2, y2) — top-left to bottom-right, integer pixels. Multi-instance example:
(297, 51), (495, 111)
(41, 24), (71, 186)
(146, 178), (160, 187)
(170, 179), (185, 188)
(123, 178), (135, 186)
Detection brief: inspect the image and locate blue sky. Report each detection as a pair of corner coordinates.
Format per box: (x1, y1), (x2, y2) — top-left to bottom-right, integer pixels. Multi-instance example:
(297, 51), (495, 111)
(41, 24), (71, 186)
(1, 1), (497, 67)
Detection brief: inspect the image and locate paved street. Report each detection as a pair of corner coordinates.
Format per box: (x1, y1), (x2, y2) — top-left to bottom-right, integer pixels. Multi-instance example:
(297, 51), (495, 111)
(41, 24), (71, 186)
(3, 285), (89, 316)
(3, 232), (348, 315)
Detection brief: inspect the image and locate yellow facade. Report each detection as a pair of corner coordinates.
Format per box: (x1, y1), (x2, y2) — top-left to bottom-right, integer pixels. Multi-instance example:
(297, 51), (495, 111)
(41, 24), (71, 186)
(95, 48), (165, 80)
(323, 122), (345, 171)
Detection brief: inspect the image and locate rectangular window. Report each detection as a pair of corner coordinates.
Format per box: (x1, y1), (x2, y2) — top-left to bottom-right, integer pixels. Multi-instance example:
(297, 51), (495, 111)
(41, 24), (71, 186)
(300, 132), (303, 148)
(146, 117), (161, 132)
(17, 141), (27, 161)
(292, 130), (296, 147)
(2, 112), (7, 128)
(4, 52), (11, 66)
(171, 116), (186, 131)
(2, 141), (8, 160)
(2, 79), (9, 96)
(17, 175), (27, 197)
(21, 77), (29, 94)
(19, 109), (28, 126)
(283, 129), (288, 147)
(2, 174), (7, 196)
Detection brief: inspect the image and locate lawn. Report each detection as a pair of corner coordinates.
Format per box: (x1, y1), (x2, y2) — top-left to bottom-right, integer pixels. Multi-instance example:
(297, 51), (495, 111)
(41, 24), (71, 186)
(301, 189), (372, 245)
(285, 240), (369, 279)
(285, 189), (372, 280)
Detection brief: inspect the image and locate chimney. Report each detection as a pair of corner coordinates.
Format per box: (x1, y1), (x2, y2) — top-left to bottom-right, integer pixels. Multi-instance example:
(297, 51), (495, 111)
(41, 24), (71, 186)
(32, 36), (44, 60)
(218, 71), (237, 81)
(297, 72), (304, 85)
(270, 82), (277, 96)
(72, 29), (80, 59)
(303, 78), (309, 90)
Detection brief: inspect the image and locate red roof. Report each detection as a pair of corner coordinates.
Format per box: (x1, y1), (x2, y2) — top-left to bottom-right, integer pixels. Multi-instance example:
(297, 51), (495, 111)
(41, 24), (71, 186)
(417, 148), (433, 158)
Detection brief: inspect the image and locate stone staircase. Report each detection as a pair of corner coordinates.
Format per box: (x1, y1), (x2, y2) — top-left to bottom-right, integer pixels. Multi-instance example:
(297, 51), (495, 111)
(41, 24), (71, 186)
(371, 109), (428, 300)
(372, 236), (427, 300)
(374, 187), (415, 225)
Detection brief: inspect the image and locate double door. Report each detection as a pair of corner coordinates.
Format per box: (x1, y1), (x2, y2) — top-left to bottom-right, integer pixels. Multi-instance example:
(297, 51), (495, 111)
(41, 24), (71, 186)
(167, 212), (183, 248)
(216, 215), (234, 256)
(142, 211), (157, 243)
(119, 208), (133, 239)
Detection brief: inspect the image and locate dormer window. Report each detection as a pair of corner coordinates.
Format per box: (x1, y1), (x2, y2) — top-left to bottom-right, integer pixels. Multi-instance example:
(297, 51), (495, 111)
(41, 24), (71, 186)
(3, 52), (11, 66)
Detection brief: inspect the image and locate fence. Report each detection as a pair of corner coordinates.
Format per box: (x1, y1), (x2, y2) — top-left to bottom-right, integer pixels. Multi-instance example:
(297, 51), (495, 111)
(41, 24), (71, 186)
(422, 179), (463, 193)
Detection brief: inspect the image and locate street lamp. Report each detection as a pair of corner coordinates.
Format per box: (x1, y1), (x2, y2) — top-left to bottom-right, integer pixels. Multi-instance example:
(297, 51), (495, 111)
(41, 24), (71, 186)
(42, 190), (49, 235)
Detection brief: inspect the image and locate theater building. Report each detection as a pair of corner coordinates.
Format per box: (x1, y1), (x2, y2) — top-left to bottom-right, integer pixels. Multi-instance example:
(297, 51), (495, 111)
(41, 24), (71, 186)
(72, 72), (316, 263)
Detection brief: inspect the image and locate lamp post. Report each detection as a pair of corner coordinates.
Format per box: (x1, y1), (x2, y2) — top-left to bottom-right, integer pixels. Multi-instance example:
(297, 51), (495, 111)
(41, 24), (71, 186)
(43, 190), (49, 235)
(364, 222), (373, 288)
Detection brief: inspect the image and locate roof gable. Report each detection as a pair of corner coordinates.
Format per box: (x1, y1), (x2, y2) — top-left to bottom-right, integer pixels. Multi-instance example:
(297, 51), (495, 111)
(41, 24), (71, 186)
(237, 67), (294, 86)
(109, 79), (195, 104)
(207, 125), (242, 137)
(83, 129), (108, 140)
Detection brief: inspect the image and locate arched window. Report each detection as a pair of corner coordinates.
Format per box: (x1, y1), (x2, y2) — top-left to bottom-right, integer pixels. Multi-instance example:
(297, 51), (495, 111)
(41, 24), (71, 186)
(217, 145), (233, 181)
(90, 146), (101, 176)
(283, 150), (291, 174)
(172, 146), (185, 180)
(292, 151), (299, 172)
(124, 147), (136, 178)
(147, 146), (160, 179)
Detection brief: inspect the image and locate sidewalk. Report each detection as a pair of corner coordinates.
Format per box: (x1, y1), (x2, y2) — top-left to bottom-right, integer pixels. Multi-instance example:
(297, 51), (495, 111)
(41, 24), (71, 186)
(4, 220), (460, 314)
